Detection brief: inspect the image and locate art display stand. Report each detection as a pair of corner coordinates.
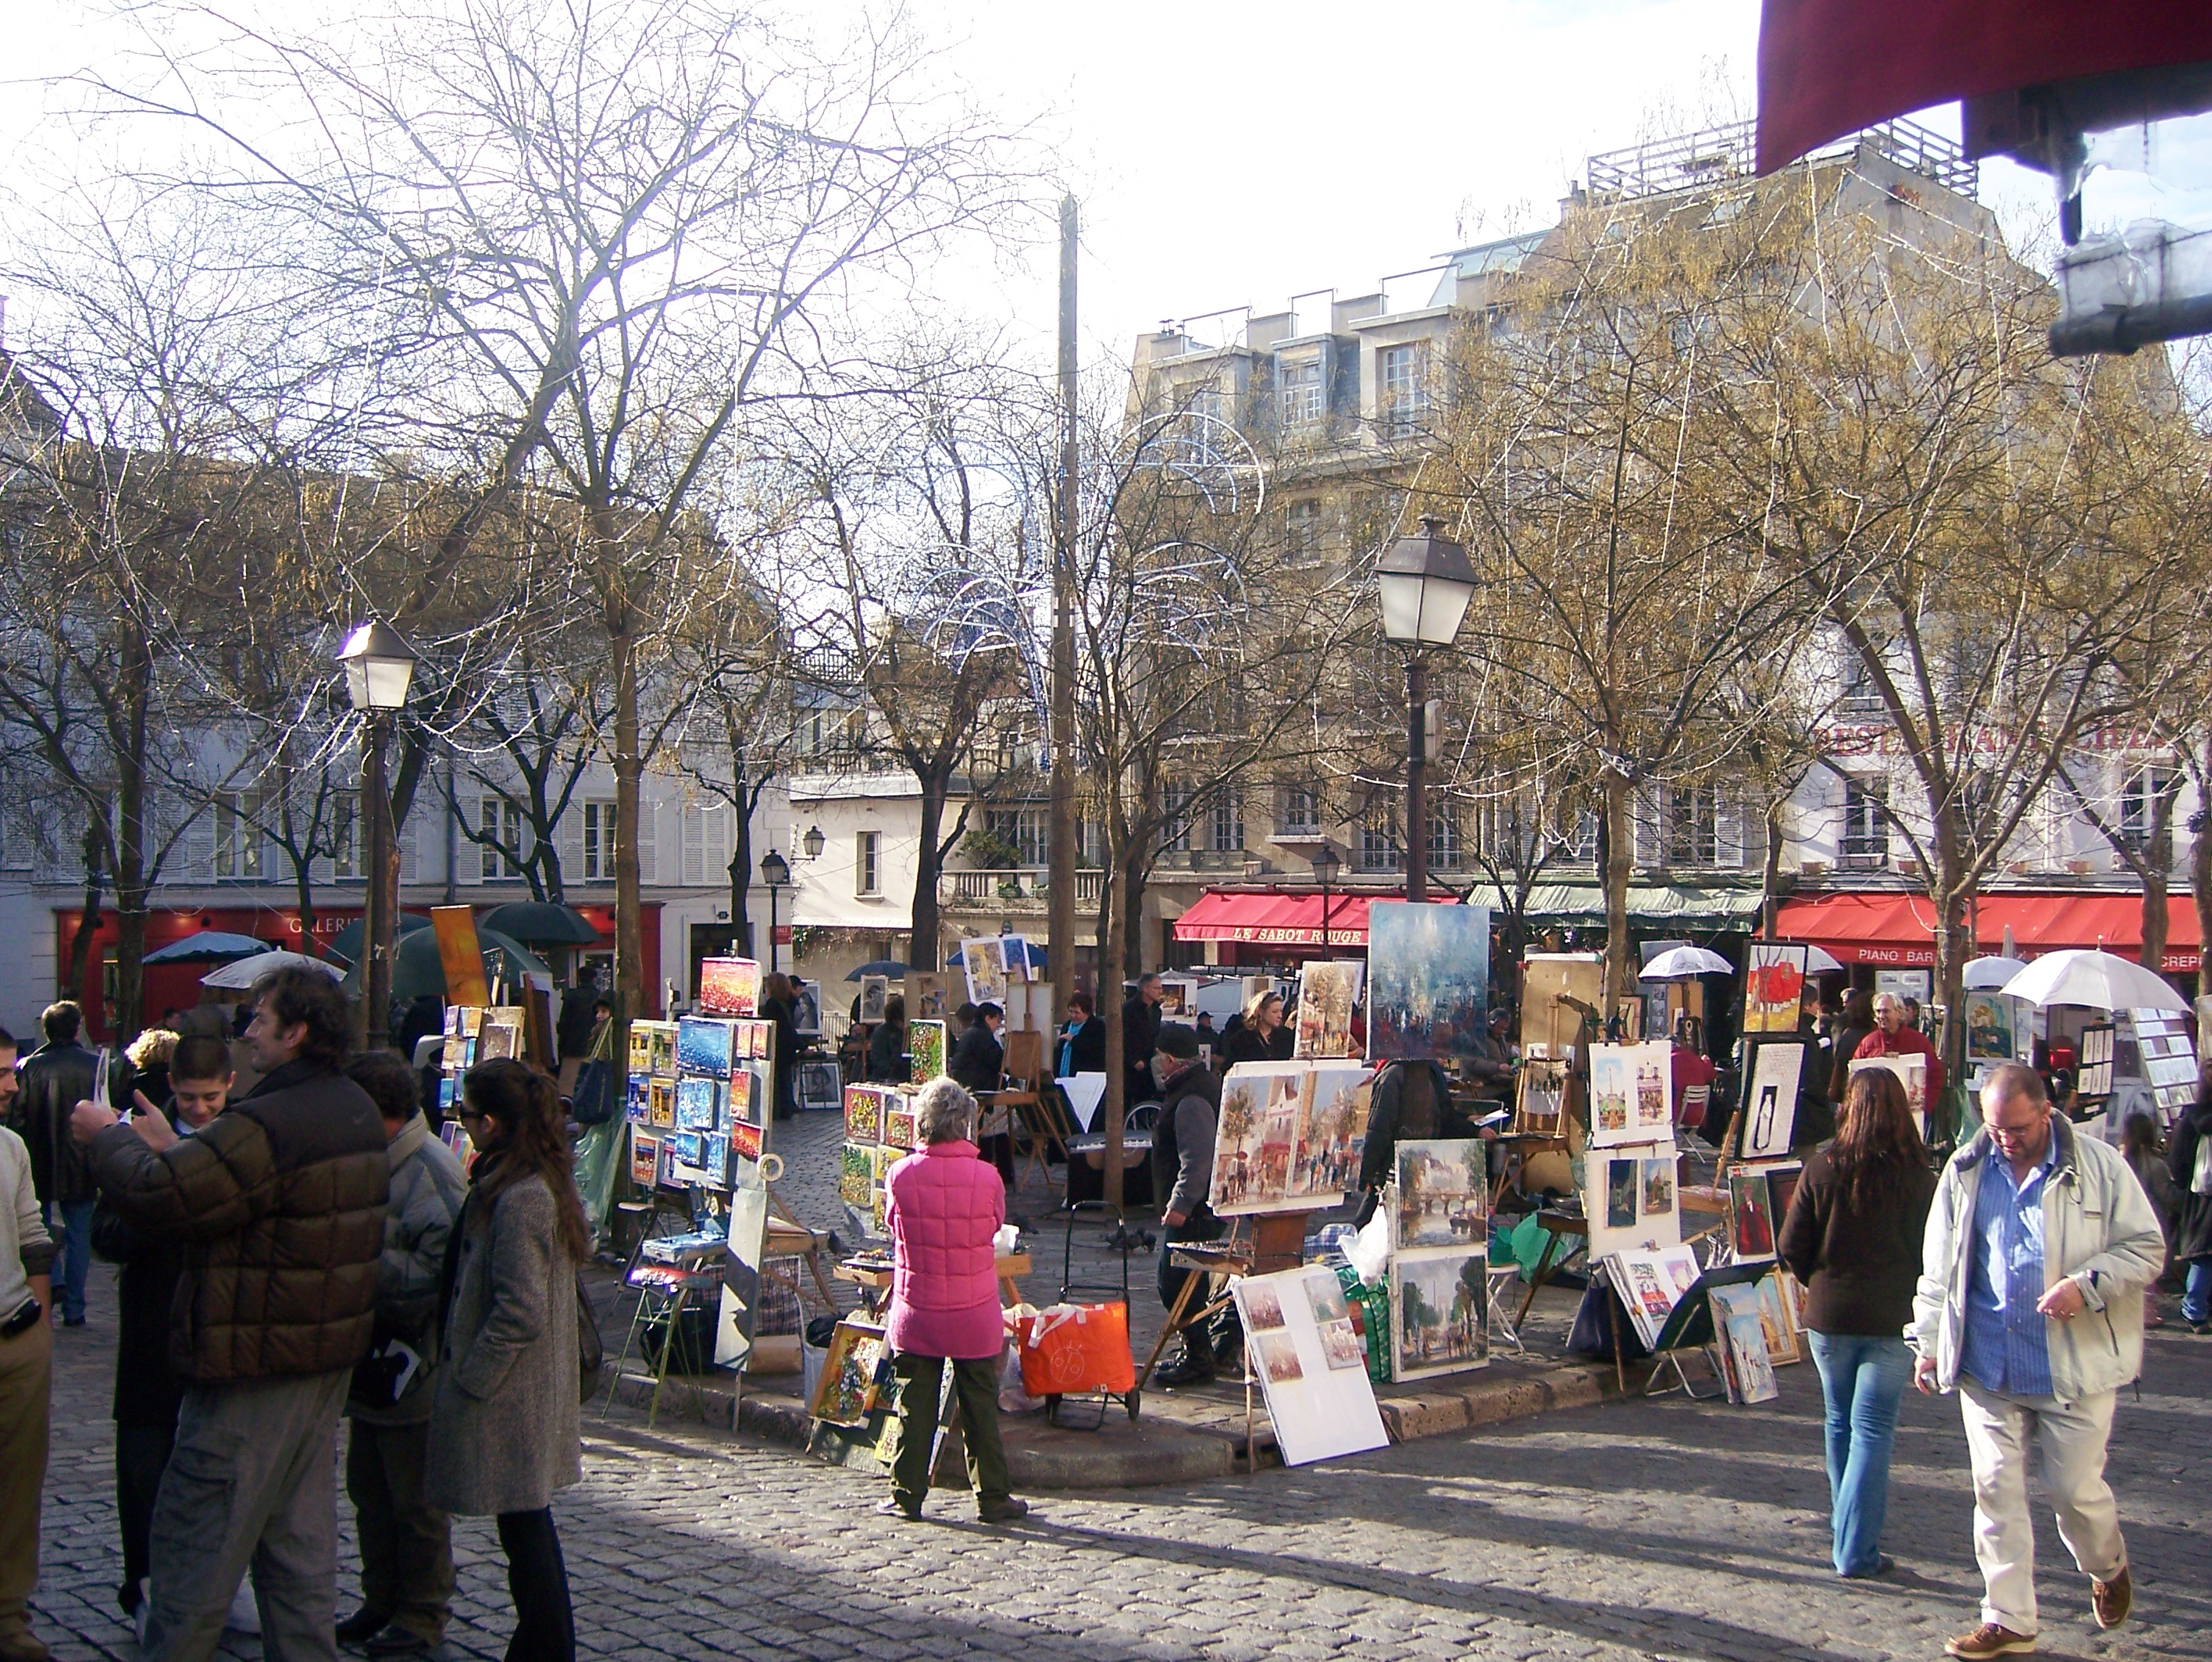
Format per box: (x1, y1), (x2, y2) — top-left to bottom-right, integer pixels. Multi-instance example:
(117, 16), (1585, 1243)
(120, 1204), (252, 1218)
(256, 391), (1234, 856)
(1135, 1236), (1254, 1394)
(605, 1231), (726, 1430)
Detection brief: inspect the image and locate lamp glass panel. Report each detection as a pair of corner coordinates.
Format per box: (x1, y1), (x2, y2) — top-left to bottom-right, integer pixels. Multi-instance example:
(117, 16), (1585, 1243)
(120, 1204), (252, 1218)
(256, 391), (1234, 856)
(1377, 571), (1425, 642)
(1416, 576), (1475, 645)
(343, 661), (372, 711)
(363, 657), (416, 710)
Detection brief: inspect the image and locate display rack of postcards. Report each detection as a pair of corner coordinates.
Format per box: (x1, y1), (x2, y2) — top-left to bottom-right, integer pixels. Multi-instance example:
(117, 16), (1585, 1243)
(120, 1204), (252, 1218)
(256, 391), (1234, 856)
(2118, 1008), (2197, 1124)
(623, 1015), (776, 1193)
(436, 1004), (526, 1159)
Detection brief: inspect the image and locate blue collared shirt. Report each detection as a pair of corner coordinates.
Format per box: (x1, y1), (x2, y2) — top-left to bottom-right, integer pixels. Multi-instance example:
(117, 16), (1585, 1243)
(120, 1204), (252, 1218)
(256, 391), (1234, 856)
(1960, 1134), (2057, 1397)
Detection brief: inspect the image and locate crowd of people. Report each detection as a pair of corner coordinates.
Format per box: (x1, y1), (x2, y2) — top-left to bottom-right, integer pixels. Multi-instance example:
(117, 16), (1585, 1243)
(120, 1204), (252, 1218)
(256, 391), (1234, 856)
(0, 972), (589, 1662)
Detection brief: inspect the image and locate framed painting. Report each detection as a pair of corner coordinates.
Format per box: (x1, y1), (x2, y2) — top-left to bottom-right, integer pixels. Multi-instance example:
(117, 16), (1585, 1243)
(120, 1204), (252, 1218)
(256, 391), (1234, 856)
(1738, 1039), (1807, 1160)
(1366, 901), (1492, 1063)
(697, 957), (760, 1018)
(1293, 960), (1363, 1060)
(1391, 1139), (1489, 1253)
(960, 939), (1008, 1008)
(1390, 1247), (1490, 1382)
(908, 1019), (946, 1083)
(1743, 943), (1810, 1034)
(808, 1319), (890, 1426)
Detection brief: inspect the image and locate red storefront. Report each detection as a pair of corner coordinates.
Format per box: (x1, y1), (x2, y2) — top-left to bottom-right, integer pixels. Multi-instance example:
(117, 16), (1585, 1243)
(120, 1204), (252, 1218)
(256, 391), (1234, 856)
(1171, 890), (1468, 965)
(53, 901), (651, 1043)
(1775, 891), (2201, 976)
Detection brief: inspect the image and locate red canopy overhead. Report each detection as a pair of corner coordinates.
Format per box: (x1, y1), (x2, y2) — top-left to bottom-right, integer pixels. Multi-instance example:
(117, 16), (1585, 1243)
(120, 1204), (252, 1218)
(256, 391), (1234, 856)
(1171, 890), (1461, 949)
(1775, 891), (2201, 974)
(1756, 2), (2212, 175)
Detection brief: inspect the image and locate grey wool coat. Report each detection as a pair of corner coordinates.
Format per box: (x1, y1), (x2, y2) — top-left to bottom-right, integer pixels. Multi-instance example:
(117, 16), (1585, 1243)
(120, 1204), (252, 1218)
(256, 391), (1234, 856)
(424, 1174), (580, 1516)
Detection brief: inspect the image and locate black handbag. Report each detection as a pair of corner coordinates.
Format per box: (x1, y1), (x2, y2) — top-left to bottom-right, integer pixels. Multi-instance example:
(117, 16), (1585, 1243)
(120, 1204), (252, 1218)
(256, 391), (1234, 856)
(570, 1017), (619, 1126)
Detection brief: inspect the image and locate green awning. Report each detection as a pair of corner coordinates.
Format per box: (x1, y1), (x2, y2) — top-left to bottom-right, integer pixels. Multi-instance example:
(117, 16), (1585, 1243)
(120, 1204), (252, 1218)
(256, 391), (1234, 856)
(1490, 882), (1768, 929)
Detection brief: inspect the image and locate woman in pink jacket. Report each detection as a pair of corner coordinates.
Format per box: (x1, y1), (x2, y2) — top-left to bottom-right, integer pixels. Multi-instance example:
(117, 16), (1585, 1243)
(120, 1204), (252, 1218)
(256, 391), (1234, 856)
(877, 1079), (1029, 1523)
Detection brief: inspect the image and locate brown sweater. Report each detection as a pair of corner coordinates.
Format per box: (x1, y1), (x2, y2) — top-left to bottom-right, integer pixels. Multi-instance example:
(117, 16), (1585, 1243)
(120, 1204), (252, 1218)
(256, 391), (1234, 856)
(1776, 1146), (1936, 1338)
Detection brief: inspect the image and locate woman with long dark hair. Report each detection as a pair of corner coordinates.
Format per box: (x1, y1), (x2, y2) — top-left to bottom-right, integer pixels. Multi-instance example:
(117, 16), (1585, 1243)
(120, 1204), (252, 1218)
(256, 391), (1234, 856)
(426, 1061), (587, 1661)
(1778, 1068), (1937, 1578)
(761, 972), (801, 1121)
(1828, 988), (1877, 1103)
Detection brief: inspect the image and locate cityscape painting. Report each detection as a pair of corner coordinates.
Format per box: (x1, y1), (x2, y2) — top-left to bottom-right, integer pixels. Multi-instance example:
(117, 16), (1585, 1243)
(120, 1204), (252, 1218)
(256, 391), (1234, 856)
(1365, 901), (1491, 1064)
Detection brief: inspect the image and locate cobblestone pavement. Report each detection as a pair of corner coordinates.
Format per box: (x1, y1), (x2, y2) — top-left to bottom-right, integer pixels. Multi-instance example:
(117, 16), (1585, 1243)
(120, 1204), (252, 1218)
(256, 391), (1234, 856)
(29, 1257), (2210, 1662)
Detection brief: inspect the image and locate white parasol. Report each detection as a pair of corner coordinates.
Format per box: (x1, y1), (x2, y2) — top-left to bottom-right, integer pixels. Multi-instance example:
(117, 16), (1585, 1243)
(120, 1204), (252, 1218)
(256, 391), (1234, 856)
(1996, 949), (2187, 1014)
(1961, 956), (2030, 990)
(201, 950), (344, 991)
(1639, 945), (1735, 980)
(1803, 945), (1844, 974)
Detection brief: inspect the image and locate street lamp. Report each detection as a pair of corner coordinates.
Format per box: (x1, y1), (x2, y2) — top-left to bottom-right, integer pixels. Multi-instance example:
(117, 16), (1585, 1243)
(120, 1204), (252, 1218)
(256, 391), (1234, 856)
(761, 848), (792, 975)
(1311, 842), (1340, 959)
(1376, 516), (1477, 904)
(801, 823), (826, 859)
(337, 619), (419, 1051)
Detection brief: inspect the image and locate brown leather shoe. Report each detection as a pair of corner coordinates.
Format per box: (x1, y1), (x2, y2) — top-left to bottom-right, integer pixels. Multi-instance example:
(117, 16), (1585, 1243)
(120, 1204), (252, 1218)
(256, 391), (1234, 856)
(976, 1496), (1029, 1524)
(2092, 1567), (2132, 1629)
(1945, 1623), (2034, 1659)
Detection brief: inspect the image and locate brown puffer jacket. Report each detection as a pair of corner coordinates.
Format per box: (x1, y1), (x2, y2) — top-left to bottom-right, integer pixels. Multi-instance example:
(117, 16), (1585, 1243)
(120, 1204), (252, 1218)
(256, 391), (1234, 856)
(88, 1057), (391, 1382)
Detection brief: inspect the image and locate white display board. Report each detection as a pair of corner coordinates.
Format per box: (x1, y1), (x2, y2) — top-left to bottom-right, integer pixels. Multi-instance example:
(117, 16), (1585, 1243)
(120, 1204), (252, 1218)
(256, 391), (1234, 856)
(1232, 1266), (1389, 1467)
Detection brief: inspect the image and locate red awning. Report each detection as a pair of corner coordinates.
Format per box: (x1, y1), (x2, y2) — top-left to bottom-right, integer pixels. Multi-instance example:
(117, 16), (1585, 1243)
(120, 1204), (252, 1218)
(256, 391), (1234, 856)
(1756, 2), (2212, 175)
(1172, 890), (1460, 949)
(1775, 892), (2200, 974)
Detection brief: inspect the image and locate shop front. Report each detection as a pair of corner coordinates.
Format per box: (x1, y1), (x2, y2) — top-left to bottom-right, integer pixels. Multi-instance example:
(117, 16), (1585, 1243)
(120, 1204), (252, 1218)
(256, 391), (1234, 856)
(1775, 890), (2201, 990)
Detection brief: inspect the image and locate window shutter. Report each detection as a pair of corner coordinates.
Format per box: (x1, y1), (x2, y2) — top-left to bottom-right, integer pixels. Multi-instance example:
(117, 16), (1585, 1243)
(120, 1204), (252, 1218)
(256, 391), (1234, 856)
(681, 803), (705, 886)
(635, 798), (658, 886)
(708, 803), (733, 888)
(1718, 791), (1747, 869)
(184, 800), (216, 883)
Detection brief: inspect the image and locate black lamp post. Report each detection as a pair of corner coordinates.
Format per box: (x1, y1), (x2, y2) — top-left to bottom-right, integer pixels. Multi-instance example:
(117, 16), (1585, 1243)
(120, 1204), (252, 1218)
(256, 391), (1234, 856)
(1311, 842), (1340, 959)
(1375, 516), (1477, 903)
(761, 848), (791, 975)
(337, 618), (418, 1050)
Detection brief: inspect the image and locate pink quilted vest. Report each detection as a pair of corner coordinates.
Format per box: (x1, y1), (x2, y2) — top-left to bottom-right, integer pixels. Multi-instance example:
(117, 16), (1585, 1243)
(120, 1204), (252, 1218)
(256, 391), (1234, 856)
(884, 1140), (1007, 1360)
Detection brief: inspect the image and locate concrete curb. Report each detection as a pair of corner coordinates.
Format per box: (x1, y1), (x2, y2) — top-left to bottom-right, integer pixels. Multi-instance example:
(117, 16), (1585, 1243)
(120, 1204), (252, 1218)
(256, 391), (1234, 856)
(597, 1355), (1615, 1488)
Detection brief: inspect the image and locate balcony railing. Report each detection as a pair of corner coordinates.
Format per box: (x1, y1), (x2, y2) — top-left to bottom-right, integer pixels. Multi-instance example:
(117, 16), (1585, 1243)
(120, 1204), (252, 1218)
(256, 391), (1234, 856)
(944, 868), (1104, 904)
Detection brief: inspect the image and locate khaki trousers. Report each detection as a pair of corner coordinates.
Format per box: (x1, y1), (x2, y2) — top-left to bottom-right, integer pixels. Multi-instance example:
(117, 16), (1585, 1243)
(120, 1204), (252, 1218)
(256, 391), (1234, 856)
(0, 1318), (52, 1646)
(1958, 1381), (2128, 1636)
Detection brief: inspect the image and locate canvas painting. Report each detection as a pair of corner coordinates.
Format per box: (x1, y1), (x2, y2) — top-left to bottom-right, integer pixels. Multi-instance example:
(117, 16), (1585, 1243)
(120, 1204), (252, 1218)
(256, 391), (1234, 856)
(674, 1077), (722, 1132)
(712, 1181), (769, 1368)
(729, 1062), (767, 1127)
(1607, 1245), (1703, 1351)
(476, 1021), (520, 1062)
(999, 936), (1031, 984)
(1629, 1042), (1671, 1136)
(908, 1019), (946, 1083)
(676, 1017), (737, 1079)
(1768, 1164), (1804, 1235)
(1391, 1248), (1490, 1382)
(1294, 960), (1364, 1059)
(839, 1143), (873, 1207)
(1584, 1143), (1682, 1257)
(1393, 1139), (1490, 1252)
(905, 972), (948, 1020)
(1753, 1266), (1802, 1366)
(624, 1073), (649, 1124)
(960, 939), (1008, 1008)
(1366, 901), (1492, 1063)
(702, 1129), (729, 1188)
(844, 1085), (883, 1143)
(730, 1120), (763, 1163)
(1229, 1268), (1389, 1466)
(1210, 1065), (1309, 1214)
(738, 1019), (776, 1061)
(1587, 1045), (1638, 1147)
(1743, 943), (1810, 1034)
(1963, 993), (2017, 1062)
(1711, 1285), (1779, 1403)
(1739, 1040), (1806, 1159)
(630, 1131), (658, 1188)
(858, 975), (890, 1023)
(648, 1079), (676, 1129)
(1729, 1168), (1779, 1260)
(884, 1109), (916, 1151)
(1515, 1057), (1568, 1134)
(1154, 976), (1196, 1018)
(808, 1319), (889, 1425)
(669, 1130), (705, 1175)
(697, 957), (760, 1018)
(1285, 1064), (1374, 1206)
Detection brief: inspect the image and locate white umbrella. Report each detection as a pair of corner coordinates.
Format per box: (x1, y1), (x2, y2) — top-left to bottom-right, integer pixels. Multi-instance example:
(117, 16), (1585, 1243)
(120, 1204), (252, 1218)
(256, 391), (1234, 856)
(1996, 949), (2187, 1014)
(1803, 945), (1844, 974)
(200, 950), (343, 991)
(1639, 945), (1735, 980)
(1962, 955), (2030, 990)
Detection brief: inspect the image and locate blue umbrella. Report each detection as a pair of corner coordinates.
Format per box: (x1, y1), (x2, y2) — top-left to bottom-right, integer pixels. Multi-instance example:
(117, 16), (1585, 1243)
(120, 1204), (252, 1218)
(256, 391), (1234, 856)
(144, 932), (274, 965)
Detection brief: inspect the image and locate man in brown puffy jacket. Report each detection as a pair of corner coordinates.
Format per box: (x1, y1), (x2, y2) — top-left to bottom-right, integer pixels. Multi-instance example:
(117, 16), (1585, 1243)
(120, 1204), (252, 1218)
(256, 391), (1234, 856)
(74, 966), (387, 1662)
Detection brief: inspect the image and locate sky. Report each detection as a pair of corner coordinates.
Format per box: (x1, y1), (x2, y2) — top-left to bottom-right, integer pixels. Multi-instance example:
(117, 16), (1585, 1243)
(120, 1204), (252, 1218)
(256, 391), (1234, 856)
(2, 0), (2066, 367)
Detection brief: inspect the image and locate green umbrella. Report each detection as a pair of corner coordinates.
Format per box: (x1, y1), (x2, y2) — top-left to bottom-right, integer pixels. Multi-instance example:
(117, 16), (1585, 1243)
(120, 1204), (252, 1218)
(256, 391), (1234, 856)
(381, 924), (552, 1004)
(478, 901), (603, 946)
(326, 912), (433, 968)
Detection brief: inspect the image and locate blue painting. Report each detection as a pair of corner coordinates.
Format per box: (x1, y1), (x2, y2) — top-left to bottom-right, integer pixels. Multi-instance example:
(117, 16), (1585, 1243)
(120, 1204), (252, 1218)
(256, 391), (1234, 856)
(676, 1017), (737, 1079)
(675, 1077), (723, 1132)
(1366, 901), (1492, 1064)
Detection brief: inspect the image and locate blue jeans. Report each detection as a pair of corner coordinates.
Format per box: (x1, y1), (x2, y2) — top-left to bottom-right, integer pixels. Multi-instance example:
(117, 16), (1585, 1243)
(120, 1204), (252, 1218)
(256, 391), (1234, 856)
(44, 1198), (95, 1322)
(2184, 1261), (2211, 1326)
(1807, 1331), (1913, 1577)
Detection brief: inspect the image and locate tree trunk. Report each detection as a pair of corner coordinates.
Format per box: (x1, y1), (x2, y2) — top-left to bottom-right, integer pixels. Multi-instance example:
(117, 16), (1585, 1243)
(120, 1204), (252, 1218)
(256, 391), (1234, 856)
(912, 768), (950, 972)
(611, 622), (646, 1031)
(1121, 848), (1147, 979)
(730, 783), (755, 957)
(1101, 856), (1129, 1214)
(112, 620), (152, 1042)
(1761, 797), (1786, 941)
(2193, 744), (2212, 995)
(65, 819), (104, 1000)
(1931, 808), (1974, 1143)
(2139, 786), (2177, 975)
(1600, 770), (1633, 1005)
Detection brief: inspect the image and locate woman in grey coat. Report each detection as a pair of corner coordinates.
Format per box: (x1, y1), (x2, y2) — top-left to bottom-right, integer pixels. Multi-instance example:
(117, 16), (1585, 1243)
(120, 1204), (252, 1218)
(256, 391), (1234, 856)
(427, 1061), (586, 1661)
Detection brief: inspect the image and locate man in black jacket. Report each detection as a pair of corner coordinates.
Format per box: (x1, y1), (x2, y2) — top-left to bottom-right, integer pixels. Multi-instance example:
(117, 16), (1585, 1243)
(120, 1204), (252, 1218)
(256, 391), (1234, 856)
(1149, 1025), (1237, 1387)
(1122, 973), (1165, 1110)
(16, 1003), (102, 1326)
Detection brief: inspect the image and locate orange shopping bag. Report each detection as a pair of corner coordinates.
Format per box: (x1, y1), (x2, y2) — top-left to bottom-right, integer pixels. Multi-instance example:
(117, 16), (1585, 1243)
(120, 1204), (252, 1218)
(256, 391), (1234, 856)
(1015, 1302), (1136, 1396)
